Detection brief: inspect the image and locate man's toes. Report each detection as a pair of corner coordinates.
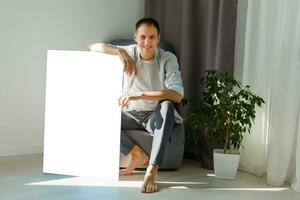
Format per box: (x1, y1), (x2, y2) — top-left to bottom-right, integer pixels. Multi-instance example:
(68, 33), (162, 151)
(142, 183), (157, 193)
(149, 185), (154, 193)
(140, 186), (146, 193)
(119, 169), (132, 176)
(140, 182), (148, 193)
(150, 184), (158, 193)
(152, 185), (157, 192)
(146, 185), (151, 193)
(140, 172), (158, 193)
(154, 185), (158, 192)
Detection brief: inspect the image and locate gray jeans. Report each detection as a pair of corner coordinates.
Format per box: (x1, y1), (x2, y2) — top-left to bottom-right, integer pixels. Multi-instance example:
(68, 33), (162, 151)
(120, 100), (175, 166)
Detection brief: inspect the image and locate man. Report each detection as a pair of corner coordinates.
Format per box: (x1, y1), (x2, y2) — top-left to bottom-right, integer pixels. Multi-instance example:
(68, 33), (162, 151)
(89, 18), (184, 193)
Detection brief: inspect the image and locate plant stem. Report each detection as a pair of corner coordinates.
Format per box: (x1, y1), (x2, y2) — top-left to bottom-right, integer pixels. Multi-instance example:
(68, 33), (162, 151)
(224, 127), (229, 154)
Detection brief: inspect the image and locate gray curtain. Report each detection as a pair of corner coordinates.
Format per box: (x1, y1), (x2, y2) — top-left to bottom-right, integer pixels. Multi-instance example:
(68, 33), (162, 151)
(145, 0), (238, 169)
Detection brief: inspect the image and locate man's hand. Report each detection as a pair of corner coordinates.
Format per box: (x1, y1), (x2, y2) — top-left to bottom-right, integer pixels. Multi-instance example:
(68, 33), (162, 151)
(118, 92), (143, 108)
(89, 43), (137, 76)
(117, 49), (137, 76)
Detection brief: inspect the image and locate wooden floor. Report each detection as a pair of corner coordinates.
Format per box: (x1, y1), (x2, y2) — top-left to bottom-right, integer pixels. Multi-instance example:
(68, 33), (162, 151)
(0, 154), (300, 200)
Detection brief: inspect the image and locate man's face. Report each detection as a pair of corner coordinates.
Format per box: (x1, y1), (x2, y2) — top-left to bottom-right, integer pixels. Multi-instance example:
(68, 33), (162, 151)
(134, 24), (160, 59)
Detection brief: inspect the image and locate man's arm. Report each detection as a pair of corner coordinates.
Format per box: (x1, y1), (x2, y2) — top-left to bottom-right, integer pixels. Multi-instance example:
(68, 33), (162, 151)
(89, 43), (119, 55)
(89, 43), (137, 75)
(118, 89), (183, 108)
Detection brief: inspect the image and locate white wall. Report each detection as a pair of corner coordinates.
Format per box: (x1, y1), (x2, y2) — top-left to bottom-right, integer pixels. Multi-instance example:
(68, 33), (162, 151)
(0, 0), (145, 156)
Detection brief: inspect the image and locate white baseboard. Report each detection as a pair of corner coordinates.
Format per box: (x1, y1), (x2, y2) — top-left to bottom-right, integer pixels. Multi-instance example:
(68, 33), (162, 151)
(0, 145), (43, 157)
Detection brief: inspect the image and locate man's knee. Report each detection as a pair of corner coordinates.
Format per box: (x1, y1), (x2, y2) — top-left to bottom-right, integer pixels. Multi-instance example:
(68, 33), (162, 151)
(159, 100), (175, 112)
(154, 101), (175, 123)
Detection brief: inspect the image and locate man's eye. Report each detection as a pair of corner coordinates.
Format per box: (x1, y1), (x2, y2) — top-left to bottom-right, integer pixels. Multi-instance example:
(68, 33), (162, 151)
(141, 36), (146, 39)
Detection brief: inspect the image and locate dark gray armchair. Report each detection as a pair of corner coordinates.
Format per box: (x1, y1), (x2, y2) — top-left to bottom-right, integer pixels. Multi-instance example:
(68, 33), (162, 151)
(110, 39), (185, 169)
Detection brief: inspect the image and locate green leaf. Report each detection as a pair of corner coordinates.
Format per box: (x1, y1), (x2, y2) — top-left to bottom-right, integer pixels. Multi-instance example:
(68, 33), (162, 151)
(187, 70), (265, 151)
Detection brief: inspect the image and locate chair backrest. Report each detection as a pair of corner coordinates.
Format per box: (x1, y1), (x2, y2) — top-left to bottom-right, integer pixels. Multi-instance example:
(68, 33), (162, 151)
(109, 39), (176, 55)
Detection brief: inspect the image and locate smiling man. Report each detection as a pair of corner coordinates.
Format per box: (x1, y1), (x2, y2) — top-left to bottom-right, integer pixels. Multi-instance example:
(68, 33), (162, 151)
(89, 18), (184, 193)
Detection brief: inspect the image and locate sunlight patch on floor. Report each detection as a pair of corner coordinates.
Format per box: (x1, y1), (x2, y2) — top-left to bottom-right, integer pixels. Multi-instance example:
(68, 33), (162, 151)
(201, 187), (290, 191)
(25, 177), (290, 191)
(26, 177), (142, 188)
(25, 178), (208, 189)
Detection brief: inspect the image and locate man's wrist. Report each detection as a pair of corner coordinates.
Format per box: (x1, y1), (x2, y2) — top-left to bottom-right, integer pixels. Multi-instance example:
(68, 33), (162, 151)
(128, 92), (144, 100)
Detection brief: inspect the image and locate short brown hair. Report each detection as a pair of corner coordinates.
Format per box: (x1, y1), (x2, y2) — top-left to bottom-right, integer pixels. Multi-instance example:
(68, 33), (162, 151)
(135, 18), (160, 34)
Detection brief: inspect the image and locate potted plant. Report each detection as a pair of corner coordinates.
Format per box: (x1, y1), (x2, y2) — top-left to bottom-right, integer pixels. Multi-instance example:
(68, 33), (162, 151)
(188, 70), (265, 179)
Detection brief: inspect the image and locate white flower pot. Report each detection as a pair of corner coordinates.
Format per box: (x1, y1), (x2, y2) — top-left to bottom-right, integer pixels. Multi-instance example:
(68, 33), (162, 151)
(213, 149), (240, 179)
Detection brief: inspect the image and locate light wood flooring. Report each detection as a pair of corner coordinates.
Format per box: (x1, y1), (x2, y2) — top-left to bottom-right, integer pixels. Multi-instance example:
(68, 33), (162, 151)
(1, 154), (300, 200)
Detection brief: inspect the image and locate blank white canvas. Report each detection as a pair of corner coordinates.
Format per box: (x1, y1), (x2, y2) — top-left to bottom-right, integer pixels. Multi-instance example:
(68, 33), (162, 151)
(43, 50), (123, 180)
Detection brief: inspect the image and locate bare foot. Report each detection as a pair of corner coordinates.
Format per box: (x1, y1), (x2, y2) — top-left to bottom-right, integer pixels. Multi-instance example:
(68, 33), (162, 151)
(120, 146), (149, 176)
(140, 165), (158, 193)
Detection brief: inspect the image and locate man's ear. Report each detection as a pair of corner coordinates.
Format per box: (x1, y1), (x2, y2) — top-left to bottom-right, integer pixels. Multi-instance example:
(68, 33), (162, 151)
(134, 33), (137, 43)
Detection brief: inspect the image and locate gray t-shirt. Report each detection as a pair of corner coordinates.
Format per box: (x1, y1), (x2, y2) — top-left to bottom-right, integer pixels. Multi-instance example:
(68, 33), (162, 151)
(120, 44), (184, 122)
(128, 59), (162, 111)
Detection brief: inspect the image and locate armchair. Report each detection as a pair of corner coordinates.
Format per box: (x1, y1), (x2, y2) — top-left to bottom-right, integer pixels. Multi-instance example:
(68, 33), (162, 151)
(109, 39), (185, 169)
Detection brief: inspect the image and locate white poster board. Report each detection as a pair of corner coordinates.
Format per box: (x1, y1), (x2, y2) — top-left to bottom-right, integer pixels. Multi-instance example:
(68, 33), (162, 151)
(43, 50), (123, 180)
